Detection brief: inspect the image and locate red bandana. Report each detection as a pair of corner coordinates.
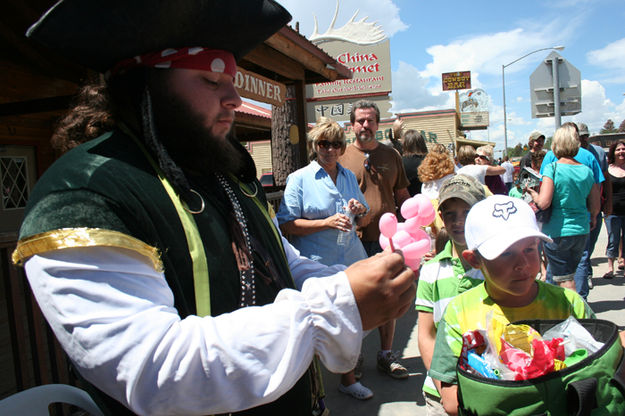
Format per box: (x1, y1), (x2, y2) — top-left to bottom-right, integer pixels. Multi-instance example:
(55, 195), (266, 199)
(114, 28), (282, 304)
(110, 47), (237, 77)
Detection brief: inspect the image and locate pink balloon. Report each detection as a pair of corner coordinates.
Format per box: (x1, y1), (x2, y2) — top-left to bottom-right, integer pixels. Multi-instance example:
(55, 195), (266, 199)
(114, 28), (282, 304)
(405, 256), (421, 271)
(379, 213), (398, 238)
(392, 230), (413, 248)
(411, 228), (430, 242)
(403, 217), (425, 237)
(396, 222), (410, 233)
(416, 207), (436, 227)
(402, 239), (431, 260)
(379, 233), (390, 250)
(403, 216), (419, 232)
(400, 197), (420, 219)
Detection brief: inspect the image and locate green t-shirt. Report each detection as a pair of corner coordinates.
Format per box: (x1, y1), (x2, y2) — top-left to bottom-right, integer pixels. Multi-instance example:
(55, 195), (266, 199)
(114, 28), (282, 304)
(508, 186), (523, 199)
(429, 280), (595, 385)
(415, 240), (484, 396)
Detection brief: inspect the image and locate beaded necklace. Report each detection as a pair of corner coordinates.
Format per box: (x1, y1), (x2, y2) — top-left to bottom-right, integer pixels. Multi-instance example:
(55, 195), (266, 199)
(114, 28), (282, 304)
(215, 172), (256, 307)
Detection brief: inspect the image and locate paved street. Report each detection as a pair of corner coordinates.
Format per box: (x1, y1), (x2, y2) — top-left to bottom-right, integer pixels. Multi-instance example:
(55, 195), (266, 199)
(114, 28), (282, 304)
(321, 221), (625, 415)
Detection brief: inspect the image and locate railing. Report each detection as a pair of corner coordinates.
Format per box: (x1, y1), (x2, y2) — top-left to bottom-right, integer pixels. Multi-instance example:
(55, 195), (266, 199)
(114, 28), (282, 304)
(266, 190), (284, 214)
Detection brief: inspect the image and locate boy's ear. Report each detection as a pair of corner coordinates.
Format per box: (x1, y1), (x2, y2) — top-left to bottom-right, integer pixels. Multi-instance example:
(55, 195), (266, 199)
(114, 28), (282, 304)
(462, 249), (482, 269)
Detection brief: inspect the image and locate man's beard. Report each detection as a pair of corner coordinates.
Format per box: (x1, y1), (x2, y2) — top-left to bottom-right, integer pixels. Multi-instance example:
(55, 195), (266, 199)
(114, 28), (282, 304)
(148, 84), (245, 176)
(357, 130), (375, 144)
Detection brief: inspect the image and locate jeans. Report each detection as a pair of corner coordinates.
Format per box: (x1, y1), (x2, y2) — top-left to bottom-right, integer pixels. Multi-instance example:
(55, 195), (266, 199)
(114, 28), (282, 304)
(605, 215), (625, 259)
(545, 234), (588, 284)
(573, 213), (602, 299)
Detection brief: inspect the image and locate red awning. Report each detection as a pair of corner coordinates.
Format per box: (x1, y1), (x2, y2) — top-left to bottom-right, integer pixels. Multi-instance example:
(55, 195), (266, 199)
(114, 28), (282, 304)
(236, 101), (271, 119)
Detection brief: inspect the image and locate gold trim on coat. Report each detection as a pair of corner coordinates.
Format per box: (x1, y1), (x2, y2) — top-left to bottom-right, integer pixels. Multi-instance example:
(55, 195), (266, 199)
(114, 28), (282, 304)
(12, 228), (162, 272)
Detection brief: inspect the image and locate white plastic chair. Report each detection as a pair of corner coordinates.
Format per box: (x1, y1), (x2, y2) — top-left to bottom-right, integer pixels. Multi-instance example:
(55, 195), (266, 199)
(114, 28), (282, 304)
(0, 384), (104, 415)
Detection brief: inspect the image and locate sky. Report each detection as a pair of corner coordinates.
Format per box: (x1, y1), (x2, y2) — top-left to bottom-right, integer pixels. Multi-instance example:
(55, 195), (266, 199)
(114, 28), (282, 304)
(276, 0), (625, 155)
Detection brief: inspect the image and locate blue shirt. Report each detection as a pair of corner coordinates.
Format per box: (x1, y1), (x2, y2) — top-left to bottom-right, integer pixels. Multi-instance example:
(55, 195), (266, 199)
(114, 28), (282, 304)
(541, 162), (594, 238)
(587, 144), (608, 171)
(277, 161), (369, 266)
(540, 148), (604, 184)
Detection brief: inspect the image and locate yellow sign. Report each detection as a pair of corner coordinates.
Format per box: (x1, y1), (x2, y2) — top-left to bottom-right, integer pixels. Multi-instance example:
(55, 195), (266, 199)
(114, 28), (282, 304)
(235, 67), (286, 107)
(442, 71), (471, 91)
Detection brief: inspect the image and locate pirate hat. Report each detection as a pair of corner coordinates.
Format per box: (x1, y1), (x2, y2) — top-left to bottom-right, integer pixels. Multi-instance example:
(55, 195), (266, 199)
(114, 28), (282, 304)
(26, 0), (291, 72)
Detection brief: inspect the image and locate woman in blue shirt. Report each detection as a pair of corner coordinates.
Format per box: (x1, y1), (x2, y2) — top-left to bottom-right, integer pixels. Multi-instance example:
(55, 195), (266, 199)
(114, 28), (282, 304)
(527, 123), (600, 291)
(277, 117), (372, 400)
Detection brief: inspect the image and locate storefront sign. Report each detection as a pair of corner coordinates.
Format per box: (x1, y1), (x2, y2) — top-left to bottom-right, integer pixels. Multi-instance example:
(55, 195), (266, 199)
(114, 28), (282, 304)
(442, 71), (471, 91)
(460, 112), (489, 129)
(235, 67), (286, 107)
(307, 40), (392, 100)
(306, 95), (392, 124)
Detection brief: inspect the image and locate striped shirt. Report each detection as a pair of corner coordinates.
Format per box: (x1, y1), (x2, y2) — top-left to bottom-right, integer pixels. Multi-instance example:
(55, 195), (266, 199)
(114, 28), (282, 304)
(415, 240), (485, 396)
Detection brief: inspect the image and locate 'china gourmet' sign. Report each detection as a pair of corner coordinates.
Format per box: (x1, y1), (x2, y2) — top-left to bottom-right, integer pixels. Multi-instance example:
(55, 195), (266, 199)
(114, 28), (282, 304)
(307, 40), (392, 100)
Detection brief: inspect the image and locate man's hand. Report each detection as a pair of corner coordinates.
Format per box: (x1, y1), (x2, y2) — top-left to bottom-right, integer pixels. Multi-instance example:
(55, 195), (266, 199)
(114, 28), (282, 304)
(344, 250), (416, 330)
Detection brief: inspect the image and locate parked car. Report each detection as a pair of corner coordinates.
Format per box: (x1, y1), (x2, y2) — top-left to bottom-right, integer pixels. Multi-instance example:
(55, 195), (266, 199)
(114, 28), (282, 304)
(259, 172), (275, 187)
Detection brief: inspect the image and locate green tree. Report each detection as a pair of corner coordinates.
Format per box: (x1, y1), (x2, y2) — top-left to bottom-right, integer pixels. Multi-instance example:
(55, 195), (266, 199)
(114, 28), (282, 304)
(507, 143), (523, 157)
(619, 119), (625, 132)
(601, 119), (618, 134)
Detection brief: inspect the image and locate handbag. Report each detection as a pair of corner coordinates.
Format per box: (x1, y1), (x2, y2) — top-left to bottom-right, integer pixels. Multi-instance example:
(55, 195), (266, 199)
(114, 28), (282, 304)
(529, 162), (557, 223)
(456, 319), (625, 416)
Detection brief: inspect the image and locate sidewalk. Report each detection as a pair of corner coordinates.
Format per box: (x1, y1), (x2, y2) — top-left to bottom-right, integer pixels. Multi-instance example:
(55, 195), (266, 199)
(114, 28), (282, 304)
(321, 221), (625, 415)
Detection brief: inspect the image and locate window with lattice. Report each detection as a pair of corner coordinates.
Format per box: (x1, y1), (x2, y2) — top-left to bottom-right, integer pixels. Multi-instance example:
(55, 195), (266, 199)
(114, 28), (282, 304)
(1, 156), (30, 210)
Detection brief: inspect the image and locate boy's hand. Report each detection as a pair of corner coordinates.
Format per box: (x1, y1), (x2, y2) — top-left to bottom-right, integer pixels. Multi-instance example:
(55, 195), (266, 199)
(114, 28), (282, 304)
(345, 250), (416, 330)
(423, 250), (436, 262)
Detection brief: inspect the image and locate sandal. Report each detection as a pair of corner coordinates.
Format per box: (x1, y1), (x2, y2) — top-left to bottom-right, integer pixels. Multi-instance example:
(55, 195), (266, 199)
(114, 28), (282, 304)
(338, 382), (373, 400)
(603, 271), (614, 279)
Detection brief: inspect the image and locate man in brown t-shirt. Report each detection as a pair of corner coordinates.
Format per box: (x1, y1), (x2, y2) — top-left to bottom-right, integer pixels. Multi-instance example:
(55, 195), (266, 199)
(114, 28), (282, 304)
(339, 99), (411, 380)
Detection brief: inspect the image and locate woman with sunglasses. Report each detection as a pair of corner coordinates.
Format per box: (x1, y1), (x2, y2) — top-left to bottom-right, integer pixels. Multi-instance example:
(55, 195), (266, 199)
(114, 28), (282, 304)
(277, 117), (372, 400)
(456, 145), (505, 186)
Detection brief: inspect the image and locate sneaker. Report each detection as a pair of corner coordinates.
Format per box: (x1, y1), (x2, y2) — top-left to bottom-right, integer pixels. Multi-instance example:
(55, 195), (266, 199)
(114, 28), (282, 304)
(376, 351), (409, 379)
(353, 353), (364, 380)
(338, 382), (373, 400)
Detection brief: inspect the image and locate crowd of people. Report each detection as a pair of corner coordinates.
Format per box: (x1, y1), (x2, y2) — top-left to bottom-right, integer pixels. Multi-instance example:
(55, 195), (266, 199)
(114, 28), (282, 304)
(10, 1), (625, 415)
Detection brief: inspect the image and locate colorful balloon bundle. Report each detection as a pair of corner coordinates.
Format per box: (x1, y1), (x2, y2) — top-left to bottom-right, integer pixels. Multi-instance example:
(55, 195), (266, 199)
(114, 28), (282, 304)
(378, 194), (436, 270)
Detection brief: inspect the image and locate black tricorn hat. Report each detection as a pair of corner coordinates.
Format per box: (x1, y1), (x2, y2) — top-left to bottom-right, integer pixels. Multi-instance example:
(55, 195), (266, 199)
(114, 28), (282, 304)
(26, 0), (292, 72)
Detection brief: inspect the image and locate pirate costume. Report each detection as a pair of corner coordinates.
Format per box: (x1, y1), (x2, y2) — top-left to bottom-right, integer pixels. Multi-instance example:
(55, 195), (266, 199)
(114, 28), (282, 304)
(13, 1), (363, 414)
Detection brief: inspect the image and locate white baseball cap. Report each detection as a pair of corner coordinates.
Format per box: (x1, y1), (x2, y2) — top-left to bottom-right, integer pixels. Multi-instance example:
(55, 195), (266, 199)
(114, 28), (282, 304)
(465, 195), (552, 260)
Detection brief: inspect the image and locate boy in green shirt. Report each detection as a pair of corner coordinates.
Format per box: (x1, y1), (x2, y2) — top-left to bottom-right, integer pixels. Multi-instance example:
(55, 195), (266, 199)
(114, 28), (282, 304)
(429, 195), (594, 415)
(415, 174), (486, 415)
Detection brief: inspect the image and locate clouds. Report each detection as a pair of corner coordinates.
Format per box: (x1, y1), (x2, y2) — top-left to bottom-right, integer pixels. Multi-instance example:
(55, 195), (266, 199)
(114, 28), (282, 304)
(275, 0), (625, 150)
(390, 61), (447, 113)
(587, 38), (625, 84)
(569, 80), (625, 135)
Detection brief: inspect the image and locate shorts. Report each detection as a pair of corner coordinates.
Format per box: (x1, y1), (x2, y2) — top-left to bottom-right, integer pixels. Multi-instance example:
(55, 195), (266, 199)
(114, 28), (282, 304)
(423, 391), (447, 416)
(543, 234), (587, 283)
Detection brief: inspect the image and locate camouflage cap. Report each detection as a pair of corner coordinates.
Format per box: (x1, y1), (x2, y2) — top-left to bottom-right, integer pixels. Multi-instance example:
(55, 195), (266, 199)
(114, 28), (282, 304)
(528, 130), (545, 144)
(438, 174), (486, 209)
(578, 123), (589, 136)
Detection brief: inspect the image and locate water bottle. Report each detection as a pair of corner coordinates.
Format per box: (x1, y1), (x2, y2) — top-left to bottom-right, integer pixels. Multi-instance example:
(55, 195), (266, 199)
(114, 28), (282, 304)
(336, 211), (355, 246)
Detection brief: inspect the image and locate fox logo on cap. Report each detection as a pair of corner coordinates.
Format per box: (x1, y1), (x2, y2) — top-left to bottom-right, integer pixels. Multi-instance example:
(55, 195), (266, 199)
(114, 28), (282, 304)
(492, 201), (517, 220)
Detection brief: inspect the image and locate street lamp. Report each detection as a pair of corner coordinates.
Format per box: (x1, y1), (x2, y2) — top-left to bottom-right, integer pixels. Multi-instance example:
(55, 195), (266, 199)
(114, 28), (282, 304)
(502, 45), (564, 156)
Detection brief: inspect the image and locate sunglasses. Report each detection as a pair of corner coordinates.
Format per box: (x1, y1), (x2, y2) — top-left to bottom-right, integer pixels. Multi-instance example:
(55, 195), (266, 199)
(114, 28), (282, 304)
(317, 140), (343, 149)
(364, 153), (371, 172)
(476, 154), (490, 161)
